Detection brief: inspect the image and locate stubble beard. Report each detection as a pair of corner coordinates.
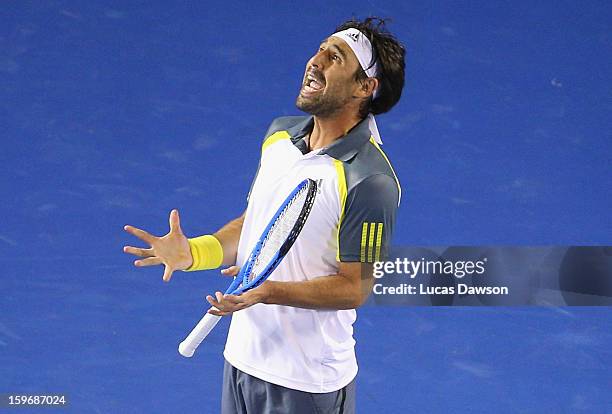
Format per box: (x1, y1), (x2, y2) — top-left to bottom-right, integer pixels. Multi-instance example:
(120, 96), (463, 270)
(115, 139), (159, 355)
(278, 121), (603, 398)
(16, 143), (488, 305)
(295, 90), (351, 118)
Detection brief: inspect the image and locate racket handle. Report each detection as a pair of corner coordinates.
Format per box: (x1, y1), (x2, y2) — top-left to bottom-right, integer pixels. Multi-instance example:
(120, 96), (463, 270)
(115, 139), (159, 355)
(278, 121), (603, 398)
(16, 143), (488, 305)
(178, 312), (222, 358)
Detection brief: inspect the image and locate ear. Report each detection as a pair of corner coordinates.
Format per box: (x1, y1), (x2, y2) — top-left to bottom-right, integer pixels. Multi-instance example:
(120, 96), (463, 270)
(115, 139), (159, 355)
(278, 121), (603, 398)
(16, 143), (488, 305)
(354, 77), (379, 99)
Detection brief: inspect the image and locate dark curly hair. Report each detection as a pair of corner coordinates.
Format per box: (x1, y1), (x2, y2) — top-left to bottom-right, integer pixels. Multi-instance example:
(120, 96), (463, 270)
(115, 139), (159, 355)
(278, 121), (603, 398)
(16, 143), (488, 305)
(334, 17), (406, 118)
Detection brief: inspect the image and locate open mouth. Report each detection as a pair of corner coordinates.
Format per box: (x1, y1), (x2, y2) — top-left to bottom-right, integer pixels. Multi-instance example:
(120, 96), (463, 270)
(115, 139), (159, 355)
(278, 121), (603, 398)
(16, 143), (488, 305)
(302, 71), (325, 95)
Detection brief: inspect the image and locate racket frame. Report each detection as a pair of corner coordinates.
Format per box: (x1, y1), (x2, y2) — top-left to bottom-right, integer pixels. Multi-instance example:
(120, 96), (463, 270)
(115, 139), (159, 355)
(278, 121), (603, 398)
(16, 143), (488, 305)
(178, 178), (317, 357)
(228, 178), (317, 295)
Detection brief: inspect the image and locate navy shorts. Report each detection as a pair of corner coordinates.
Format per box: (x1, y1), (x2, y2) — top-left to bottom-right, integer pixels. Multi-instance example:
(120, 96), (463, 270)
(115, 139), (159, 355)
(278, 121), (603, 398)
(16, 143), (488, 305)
(221, 360), (356, 414)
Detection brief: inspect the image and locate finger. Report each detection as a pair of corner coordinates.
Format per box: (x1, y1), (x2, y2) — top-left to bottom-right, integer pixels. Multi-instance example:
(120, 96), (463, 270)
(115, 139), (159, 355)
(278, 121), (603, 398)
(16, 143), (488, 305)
(221, 266), (240, 277)
(124, 225), (156, 244)
(206, 294), (221, 308)
(222, 294), (243, 304)
(123, 246), (154, 257)
(169, 209), (182, 234)
(208, 308), (230, 317)
(162, 265), (174, 282)
(134, 257), (163, 267)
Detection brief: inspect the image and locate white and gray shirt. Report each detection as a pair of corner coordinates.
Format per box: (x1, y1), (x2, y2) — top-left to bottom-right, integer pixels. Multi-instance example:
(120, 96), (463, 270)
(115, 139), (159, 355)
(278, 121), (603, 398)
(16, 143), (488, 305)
(224, 115), (401, 393)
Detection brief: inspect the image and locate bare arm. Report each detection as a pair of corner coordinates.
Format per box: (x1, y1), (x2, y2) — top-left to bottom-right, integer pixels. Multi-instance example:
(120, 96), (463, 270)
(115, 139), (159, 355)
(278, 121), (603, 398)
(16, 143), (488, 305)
(265, 262), (373, 309)
(213, 212), (245, 267)
(207, 262), (374, 316)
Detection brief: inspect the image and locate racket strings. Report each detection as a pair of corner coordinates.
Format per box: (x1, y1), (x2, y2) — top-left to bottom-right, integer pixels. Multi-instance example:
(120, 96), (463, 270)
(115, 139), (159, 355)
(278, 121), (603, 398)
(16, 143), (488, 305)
(247, 184), (311, 282)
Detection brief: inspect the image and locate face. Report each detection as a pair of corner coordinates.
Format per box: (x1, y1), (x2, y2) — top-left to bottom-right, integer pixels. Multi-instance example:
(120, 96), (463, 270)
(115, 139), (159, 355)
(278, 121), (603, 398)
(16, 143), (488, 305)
(296, 36), (363, 118)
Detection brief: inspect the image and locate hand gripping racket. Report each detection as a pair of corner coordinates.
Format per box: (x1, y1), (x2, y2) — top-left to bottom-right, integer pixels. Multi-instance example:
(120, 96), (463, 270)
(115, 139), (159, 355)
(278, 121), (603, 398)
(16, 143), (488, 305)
(178, 178), (318, 357)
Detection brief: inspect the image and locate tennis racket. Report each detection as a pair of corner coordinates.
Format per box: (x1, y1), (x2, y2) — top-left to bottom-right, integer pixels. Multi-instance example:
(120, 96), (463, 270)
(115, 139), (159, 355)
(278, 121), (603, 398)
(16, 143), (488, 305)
(178, 178), (318, 357)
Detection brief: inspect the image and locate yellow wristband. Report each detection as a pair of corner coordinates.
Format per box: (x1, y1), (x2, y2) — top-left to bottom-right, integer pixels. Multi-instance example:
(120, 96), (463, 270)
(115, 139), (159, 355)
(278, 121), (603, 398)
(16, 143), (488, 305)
(184, 235), (224, 271)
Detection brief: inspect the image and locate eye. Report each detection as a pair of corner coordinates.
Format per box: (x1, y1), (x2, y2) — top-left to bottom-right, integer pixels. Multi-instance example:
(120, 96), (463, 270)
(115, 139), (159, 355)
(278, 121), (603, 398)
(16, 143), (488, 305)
(332, 54), (340, 61)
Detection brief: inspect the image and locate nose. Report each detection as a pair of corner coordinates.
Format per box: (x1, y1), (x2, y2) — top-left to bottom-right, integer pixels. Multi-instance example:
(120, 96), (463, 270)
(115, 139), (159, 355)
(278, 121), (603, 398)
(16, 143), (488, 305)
(308, 49), (326, 71)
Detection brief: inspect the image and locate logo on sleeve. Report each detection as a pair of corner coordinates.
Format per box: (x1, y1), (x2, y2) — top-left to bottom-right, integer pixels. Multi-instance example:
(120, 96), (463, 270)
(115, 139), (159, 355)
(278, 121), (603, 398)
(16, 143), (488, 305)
(360, 222), (384, 262)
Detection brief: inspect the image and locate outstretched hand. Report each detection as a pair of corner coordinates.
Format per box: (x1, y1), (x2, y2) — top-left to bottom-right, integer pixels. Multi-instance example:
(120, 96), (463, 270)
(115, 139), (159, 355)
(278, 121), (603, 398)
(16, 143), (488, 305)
(123, 209), (193, 282)
(206, 265), (271, 316)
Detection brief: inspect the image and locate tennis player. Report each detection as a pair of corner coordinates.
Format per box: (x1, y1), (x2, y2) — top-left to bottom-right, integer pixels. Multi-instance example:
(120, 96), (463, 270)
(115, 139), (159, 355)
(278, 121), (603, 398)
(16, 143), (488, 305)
(124, 17), (405, 414)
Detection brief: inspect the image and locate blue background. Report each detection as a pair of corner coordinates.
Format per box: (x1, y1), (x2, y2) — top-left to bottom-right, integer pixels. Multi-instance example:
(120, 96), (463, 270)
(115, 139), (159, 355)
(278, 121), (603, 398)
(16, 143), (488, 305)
(1, 0), (611, 412)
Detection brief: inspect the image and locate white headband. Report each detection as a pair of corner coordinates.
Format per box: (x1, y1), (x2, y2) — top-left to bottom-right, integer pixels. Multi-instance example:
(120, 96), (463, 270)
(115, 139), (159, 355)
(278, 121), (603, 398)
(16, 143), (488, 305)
(331, 28), (383, 144)
(331, 28), (379, 79)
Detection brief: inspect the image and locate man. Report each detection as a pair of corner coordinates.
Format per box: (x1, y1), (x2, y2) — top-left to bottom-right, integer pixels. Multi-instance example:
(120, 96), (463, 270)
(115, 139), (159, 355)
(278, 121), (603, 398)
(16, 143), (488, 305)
(124, 17), (405, 414)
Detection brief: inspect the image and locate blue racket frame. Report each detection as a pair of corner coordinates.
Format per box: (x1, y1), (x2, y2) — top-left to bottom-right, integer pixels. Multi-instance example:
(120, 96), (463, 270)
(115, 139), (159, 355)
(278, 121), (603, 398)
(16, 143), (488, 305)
(224, 178), (317, 296)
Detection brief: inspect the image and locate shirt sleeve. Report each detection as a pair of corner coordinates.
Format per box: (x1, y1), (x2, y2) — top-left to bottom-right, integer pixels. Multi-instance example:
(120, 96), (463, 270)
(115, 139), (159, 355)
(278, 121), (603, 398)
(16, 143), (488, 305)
(338, 174), (399, 263)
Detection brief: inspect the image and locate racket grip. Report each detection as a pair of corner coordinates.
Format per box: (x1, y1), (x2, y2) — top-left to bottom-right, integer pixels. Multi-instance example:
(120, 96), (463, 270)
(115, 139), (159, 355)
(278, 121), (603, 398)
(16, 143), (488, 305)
(178, 312), (222, 358)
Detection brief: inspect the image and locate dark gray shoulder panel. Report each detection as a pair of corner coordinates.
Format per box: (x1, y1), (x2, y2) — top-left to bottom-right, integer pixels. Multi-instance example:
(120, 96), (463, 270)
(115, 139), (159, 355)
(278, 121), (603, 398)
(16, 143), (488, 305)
(338, 173), (399, 262)
(264, 116), (309, 139)
(343, 141), (398, 194)
(338, 141), (400, 262)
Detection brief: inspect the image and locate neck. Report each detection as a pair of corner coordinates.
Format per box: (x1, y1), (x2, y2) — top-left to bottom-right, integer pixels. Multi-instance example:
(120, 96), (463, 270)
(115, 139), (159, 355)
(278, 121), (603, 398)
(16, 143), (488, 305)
(308, 111), (362, 151)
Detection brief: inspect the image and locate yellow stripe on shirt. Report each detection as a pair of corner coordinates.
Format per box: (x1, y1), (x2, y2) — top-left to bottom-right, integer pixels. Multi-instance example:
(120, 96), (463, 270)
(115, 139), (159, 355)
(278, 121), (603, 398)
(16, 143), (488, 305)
(334, 159), (348, 261)
(369, 137), (402, 206)
(367, 222), (376, 262)
(360, 222), (369, 262)
(375, 223), (383, 262)
(262, 131), (291, 153)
